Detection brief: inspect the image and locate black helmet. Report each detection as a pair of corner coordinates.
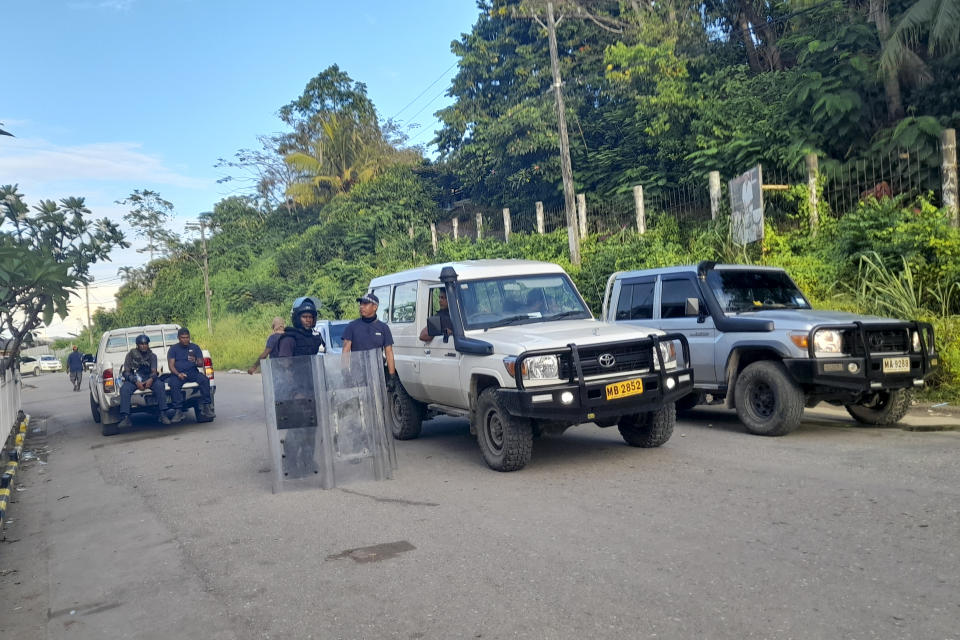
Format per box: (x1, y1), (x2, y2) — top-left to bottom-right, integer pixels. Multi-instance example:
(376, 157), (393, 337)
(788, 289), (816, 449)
(135, 334), (150, 345)
(291, 296), (320, 328)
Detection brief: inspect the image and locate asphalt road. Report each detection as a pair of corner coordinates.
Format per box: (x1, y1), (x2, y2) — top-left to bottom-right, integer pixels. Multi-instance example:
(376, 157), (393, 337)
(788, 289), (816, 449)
(2, 372), (959, 640)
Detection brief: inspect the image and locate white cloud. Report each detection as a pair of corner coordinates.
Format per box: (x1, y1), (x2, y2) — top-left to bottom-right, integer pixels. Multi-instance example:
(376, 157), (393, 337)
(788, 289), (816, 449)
(0, 138), (208, 190)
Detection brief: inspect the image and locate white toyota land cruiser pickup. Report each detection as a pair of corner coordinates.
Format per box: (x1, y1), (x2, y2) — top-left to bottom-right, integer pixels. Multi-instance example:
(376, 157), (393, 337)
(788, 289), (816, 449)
(88, 324), (216, 435)
(367, 260), (693, 471)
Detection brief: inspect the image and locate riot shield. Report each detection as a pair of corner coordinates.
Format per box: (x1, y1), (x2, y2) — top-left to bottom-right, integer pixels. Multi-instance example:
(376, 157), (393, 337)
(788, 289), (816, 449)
(262, 350), (396, 492)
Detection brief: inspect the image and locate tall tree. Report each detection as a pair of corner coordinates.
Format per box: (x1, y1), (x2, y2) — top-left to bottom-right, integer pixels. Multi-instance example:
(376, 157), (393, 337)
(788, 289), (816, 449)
(116, 189), (176, 261)
(0, 185), (126, 371)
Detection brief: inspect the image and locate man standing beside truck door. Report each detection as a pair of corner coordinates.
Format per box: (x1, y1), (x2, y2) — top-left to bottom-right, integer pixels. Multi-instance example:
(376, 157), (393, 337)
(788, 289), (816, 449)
(341, 293), (397, 390)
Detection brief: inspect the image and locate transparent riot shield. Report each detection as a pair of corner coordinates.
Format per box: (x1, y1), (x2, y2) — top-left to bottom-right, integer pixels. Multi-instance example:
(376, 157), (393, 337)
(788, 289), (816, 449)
(262, 350), (396, 493)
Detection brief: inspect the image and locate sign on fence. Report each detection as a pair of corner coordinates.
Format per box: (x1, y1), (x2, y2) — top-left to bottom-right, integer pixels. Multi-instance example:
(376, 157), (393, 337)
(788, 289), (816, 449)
(729, 165), (764, 245)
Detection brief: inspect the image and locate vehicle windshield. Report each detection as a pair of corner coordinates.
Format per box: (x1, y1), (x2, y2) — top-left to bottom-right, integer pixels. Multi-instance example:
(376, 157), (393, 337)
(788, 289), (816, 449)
(41, 355), (57, 360)
(459, 274), (591, 330)
(706, 269), (811, 313)
(328, 323), (348, 350)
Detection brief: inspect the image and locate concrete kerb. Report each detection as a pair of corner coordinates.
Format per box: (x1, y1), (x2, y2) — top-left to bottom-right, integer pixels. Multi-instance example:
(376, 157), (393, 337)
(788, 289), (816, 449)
(0, 411), (30, 533)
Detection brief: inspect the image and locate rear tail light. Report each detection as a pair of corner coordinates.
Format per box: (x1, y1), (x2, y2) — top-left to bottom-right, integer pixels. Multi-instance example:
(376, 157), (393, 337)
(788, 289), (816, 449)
(103, 368), (115, 393)
(204, 357), (214, 379)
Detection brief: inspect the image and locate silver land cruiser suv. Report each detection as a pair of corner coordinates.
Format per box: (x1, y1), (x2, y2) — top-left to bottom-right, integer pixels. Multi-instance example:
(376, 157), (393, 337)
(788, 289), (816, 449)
(603, 262), (939, 435)
(367, 259), (693, 471)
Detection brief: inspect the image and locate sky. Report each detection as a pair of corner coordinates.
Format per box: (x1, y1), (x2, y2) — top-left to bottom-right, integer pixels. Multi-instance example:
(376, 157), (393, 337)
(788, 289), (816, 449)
(1, 0), (481, 338)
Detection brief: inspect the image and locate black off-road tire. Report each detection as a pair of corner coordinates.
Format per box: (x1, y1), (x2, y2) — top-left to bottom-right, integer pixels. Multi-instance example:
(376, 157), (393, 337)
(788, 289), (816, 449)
(734, 361), (804, 436)
(474, 387), (533, 471)
(389, 383), (424, 440)
(90, 394), (102, 424)
(845, 389), (912, 425)
(618, 402), (675, 447)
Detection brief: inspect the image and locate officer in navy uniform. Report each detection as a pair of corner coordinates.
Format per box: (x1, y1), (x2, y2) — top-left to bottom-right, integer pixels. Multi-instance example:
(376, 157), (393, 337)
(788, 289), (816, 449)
(341, 293), (398, 391)
(274, 297), (325, 478)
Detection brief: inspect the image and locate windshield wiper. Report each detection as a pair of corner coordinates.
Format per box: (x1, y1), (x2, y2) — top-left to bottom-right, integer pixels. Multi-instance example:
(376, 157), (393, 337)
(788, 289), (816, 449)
(545, 310), (588, 321)
(488, 314), (534, 328)
(733, 302), (804, 312)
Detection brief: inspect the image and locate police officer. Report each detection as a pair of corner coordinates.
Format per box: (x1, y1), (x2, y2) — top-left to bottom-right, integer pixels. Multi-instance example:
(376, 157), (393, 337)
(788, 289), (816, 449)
(341, 293), (398, 390)
(273, 296), (325, 478)
(118, 334), (170, 428)
(276, 297), (326, 356)
(167, 327), (213, 423)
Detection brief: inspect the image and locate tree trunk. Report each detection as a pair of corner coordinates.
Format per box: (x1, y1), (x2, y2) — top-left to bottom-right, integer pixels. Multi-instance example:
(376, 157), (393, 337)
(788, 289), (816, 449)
(868, 0), (905, 120)
(744, 3), (783, 71)
(738, 12), (762, 72)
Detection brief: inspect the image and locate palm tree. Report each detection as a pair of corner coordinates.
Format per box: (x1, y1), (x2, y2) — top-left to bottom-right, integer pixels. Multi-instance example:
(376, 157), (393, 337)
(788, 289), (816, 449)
(284, 114), (387, 207)
(881, 0), (960, 71)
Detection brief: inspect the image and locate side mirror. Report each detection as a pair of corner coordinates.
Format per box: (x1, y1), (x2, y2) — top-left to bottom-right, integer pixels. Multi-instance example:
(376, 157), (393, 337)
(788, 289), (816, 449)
(426, 315), (443, 337)
(684, 297), (700, 317)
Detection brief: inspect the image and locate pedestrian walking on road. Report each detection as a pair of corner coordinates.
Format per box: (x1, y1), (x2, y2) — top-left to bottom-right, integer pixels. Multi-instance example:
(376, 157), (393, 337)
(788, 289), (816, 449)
(67, 345), (84, 391)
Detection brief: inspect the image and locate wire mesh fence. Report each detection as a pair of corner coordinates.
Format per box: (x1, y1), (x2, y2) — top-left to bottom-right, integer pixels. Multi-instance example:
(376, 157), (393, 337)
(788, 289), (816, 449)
(427, 140), (952, 249)
(822, 146), (941, 217)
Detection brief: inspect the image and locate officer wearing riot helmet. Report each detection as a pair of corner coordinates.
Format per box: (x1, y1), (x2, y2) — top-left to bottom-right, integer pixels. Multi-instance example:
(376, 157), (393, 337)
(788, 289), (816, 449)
(276, 296), (326, 356)
(273, 296), (325, 479)
(118, 334), (170, 428)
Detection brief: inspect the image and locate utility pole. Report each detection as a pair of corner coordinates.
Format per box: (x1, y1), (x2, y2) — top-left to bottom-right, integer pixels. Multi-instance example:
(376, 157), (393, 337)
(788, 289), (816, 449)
(544, 1), (580, 265)
(186, 220), (213, 336)
(84, 283), (92, 334)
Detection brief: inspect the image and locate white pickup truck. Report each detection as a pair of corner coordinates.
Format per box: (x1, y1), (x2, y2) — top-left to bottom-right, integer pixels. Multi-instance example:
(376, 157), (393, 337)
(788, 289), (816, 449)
(88, 324), (216, 435)
(367, 260), (693, 471)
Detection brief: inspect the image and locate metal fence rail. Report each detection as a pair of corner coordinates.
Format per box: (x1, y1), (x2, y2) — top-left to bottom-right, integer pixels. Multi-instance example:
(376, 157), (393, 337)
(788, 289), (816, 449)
(1, 370), (22, 445)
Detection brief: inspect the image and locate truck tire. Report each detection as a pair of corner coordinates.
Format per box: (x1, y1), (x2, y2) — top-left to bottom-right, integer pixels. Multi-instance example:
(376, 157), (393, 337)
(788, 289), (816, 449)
(90, 394), (101, 423)
(618, 402), (675, 447)
(845, 389), (912, 425)
(474, 387), (533, 471)
(734, 361), (804, 436)
(389, 383), (423, 440)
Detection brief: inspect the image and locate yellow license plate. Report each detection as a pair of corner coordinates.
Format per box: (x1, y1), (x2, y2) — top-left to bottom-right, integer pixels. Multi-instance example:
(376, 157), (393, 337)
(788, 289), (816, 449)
(605, 378), (644, 400)
(882, 357), (910, 373)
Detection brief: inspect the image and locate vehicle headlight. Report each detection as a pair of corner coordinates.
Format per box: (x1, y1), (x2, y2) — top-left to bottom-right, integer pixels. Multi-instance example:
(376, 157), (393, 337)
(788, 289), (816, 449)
(526, 355), (559, 379)
(911, 330), (921, 353)
(658, 341), (679, 370)
(813, 329), (845, 357)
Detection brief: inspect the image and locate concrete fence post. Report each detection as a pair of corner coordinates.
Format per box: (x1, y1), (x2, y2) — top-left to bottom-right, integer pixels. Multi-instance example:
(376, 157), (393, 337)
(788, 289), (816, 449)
(942, 128), (959, 227)
(430, 223), (438, 255)
(633, 185), (646, 234)
(408, 226), (414, 239)
(476, 212), (483, 241)
(452, 217), (459, 240)
(535, 201), (545, 234)
(806, 153), (819, 235)
(709, 171), (721, 220)
(502, 208), (511, 242)
(576, 193), (587, 239)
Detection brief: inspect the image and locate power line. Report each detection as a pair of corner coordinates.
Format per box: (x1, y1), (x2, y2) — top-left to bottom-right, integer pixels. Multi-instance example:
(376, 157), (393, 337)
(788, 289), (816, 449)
(389, 61), (459, 121)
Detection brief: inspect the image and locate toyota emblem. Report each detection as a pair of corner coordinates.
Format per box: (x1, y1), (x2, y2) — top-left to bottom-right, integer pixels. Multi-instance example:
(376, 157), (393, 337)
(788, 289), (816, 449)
(598, 353), (616, 368)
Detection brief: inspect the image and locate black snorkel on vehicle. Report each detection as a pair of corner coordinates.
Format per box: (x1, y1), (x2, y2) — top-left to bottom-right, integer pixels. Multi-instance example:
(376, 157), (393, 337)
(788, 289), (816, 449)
(696, 261), (775, 333)
(439, 266), (494, 355)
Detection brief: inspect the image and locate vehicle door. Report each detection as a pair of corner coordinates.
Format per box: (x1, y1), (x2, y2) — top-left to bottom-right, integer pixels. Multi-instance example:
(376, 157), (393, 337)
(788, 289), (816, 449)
(386, 281), (426, 398)
(655, 275), (718, 385)
(417, 284), (464, 407)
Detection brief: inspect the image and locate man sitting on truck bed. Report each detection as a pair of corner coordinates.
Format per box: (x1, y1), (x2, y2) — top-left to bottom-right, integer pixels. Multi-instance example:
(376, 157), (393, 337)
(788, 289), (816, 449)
(119, 334), (170, 428)
(167, 327), (213, 423)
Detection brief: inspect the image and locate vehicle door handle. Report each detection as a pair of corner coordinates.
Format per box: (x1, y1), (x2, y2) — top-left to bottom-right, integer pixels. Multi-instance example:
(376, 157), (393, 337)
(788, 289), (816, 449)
(445, 353), (457, 358)
(423, 349), (431, 355)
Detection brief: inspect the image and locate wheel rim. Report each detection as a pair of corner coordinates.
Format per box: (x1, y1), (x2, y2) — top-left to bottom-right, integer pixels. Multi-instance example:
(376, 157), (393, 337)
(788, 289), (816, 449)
(390, 391), (404, 423)
(484, 409), (505, 453)
(748, 380), (776, 418)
